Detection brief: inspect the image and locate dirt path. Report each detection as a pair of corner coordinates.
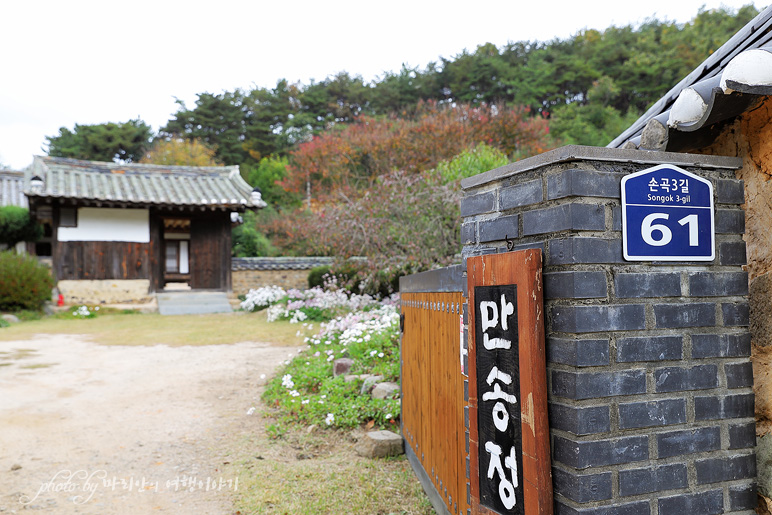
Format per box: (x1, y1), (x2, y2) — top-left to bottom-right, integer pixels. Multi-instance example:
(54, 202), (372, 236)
(0, 333), (293, 514)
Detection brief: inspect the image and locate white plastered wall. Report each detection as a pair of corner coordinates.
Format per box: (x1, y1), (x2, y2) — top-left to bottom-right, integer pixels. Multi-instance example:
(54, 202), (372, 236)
(57, 208), (150, 242)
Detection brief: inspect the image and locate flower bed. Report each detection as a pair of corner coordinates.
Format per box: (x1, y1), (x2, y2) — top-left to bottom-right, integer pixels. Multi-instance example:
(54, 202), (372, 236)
(252, 285), (401, 430)
(242, 284), (382, 324)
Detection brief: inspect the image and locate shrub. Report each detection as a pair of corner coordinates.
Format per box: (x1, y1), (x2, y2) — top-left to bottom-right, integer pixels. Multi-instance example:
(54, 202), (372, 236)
(0, 252), (54, 311)
(293, 170), (461, 289)
(0, 206), (42, 248)
(308, 266), (331, 289)
(232, 210), (278, 257)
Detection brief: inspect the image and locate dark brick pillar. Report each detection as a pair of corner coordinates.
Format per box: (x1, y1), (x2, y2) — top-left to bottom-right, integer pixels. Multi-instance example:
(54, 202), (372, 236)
(461, 146), (754, 514)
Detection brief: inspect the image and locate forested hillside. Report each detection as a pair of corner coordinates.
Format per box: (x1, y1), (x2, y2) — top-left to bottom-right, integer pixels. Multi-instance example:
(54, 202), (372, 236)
(44, 5), (759, 285)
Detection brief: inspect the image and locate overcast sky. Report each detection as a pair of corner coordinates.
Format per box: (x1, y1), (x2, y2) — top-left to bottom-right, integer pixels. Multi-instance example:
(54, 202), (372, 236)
(0, 0), (764, 169)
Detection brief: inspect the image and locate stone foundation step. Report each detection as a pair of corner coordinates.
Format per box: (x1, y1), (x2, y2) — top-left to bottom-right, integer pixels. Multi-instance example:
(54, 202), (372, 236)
(156, 291), (233, 316)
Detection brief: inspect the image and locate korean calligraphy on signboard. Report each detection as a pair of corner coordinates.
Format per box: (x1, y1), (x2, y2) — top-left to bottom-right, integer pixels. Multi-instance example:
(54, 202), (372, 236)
(475, 285), (524, 513)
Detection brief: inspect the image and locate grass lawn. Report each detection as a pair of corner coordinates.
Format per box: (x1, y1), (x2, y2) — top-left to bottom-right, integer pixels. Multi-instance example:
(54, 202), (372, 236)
(0, 309), (307, 346)
(228, 418), (434, 515)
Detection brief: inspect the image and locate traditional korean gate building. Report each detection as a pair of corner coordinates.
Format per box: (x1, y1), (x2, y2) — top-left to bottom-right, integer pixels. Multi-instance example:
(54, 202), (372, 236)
(25, 156), (263, 303)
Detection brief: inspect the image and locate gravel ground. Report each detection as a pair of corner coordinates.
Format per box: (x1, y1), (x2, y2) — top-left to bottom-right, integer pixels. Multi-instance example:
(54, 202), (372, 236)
(0, 334), (291, 514)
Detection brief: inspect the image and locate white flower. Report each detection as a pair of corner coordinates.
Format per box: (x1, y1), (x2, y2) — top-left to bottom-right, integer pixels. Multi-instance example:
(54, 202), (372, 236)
(289, 390), (300, 397)
(247, 407), (256, 415)
(325, 413), (335, 425)
(385, 413), (392, 420)
(260, 374), (266, 379)
(326, 355), (334, 362)
(369, 350), (377, 357)
(378, 352), (384, 358)
(302, 399), (309, 404)
(282, 374), (294, 389)
(321, 395), (327, 399)
(241, 286), (287, 312)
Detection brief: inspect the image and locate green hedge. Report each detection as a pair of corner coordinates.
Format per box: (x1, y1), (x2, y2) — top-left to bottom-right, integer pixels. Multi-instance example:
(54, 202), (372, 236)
(0, 252), (54, 311)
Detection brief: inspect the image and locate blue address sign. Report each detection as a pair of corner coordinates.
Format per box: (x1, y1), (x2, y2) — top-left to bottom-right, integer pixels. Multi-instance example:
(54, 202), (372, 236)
(622, 164), (715, 261)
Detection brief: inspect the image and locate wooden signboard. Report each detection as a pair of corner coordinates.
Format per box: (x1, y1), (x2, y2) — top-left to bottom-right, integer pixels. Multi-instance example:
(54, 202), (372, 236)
(467, 249), (552, 515)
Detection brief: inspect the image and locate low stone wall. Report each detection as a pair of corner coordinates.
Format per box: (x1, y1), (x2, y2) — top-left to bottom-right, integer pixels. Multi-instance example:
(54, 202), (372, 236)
(232, 269), (311, 296)
(58, 279), (153, 305)
(231, 257), (334, 296)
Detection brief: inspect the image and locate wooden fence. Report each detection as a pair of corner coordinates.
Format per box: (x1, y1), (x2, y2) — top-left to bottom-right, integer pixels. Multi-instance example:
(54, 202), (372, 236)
(401, 290), (468, 515)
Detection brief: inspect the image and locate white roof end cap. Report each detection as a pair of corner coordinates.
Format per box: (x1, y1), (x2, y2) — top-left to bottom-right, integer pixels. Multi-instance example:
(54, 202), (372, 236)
(721, 48), (772, 93)
(668, 88), (708, 128)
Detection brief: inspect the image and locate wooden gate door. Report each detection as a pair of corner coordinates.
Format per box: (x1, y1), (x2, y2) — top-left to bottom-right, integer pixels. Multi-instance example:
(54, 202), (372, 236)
(189, 213), (230, 290)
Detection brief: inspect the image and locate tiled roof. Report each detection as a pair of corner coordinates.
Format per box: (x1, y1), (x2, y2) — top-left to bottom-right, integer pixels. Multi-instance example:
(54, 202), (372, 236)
(25, 156), (263, 210)
(0, 170), (27, 208)
(609, 6), (772, 151)
(231, 257), (334, 271)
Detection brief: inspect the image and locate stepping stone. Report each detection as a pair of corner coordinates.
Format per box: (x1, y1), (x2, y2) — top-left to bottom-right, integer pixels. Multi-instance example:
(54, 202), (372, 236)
(355, 430), (404, 458)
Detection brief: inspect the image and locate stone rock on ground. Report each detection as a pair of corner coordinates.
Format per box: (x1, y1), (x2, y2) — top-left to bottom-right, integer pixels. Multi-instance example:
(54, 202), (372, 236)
(333, 357), (354, 377)
(354, 430), (404, 458)
(371, 381), (400, 400)
(360, 375), (384, 395)
(1, 314), (20, 324)
(344, 373), (372, 383)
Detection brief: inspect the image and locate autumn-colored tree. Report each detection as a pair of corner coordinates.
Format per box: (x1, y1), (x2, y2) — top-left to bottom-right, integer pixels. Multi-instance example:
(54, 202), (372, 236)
(140, 138), (221, 166)
(282, 101), (552, 201)
(291, 170), (461, 289)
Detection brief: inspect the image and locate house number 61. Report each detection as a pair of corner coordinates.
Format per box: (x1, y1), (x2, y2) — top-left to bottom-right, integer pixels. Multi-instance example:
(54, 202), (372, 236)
(641, 213), (699, 247)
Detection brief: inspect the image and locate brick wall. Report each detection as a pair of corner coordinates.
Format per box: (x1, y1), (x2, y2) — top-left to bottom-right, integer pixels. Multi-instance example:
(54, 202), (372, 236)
(460, 146), (754, 514)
